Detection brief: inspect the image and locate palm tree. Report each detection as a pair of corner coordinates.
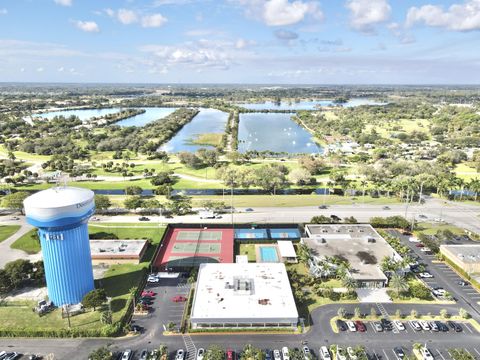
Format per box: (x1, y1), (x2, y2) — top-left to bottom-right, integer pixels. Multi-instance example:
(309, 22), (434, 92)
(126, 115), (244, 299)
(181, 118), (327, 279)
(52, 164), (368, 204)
(468, 178), (480, 201)
(297, 243), (312, 264)
(342, 276), (358, 291)
(389, 274), (408, 296)
(360, 180), (367, 203)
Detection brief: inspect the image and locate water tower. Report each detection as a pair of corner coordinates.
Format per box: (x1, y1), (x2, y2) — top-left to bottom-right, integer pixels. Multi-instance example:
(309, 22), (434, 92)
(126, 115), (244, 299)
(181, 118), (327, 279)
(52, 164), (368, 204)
(23, 186), (96, 305)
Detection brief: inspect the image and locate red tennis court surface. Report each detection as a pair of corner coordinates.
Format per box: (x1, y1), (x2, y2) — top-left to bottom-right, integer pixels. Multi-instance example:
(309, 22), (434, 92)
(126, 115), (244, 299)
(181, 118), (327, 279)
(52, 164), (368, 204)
(154, 227), (234, 269)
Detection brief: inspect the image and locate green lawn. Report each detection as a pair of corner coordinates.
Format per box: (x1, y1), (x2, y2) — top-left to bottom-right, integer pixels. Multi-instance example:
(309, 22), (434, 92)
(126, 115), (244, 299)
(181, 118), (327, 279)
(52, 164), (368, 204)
(0, 225), (20, 243)
(238, 244), (257, 262)
(415, 222), (467, 236)
(89, 223), (166, 245)
(10, 229), (40, 254)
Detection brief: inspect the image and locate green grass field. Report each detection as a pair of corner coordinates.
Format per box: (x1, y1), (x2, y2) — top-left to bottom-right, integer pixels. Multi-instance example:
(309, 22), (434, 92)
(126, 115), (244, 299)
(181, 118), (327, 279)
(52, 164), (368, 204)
(0, 225), (20, 243)
(10, 229), (40, 254)
(238, 244), (257, 262)
(415, 222), (467, 236)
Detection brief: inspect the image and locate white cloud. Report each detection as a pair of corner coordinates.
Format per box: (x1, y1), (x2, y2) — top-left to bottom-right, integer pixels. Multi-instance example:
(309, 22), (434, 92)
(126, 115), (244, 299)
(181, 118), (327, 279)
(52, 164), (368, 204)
(388, 22), (416, 44)
(58, 66), (65, 72)
(117, 9), (138, 24)
(36, 67), (44, 72)
(20, 68), (25, 72)
(346, 0), (391, 33)
(406, 0), (480, 31)
(141, 13), (167, 27)
(74, 20), (100, 32)
(0, 8), (7, 15)
(235, 38), (256, 49)
(234, 0), (323, 26)
(104, 8), (115, 17)
(54, 0), (72, 6)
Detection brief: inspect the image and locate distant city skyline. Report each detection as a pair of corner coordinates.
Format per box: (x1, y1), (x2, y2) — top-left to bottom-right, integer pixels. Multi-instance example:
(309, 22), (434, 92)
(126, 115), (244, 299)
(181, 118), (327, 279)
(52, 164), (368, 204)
(1, 0), (480, 84)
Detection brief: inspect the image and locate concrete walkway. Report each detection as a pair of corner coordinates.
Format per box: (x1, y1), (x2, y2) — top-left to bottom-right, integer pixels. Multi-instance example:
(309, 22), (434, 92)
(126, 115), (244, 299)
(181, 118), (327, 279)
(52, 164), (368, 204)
(0, 224), (40, 268)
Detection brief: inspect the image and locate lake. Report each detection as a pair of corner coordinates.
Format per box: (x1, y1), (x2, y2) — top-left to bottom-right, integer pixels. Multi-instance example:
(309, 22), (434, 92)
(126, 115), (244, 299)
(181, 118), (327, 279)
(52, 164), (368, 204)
(238, 113), (321, 154)
(237, 98), (385, 110)
(160, 108), (228, 153)
(38, 107), (177, 126)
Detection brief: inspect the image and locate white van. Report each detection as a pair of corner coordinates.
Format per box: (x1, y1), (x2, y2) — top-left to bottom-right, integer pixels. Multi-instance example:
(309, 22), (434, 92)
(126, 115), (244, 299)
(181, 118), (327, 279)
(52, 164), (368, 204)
(319, 346), (331, 360)
(282, 347), (290, 360)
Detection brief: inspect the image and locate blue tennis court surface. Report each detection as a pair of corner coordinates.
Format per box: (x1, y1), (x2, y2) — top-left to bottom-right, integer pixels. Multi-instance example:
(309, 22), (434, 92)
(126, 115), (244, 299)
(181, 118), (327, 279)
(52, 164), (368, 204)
(259, 246), (278, 262)
(235, 228), (268, 239)
(269, 228), (301, 239)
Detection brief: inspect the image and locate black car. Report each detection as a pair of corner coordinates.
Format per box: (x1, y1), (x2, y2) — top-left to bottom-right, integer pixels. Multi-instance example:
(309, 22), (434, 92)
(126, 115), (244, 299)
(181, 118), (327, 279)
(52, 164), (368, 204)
(131, 324), (144, 333)
(319, 205), (328, 209)
(138, 216), (150, 221)
(265, 349), (272, 360)
(447, 321), (462, 332)
(380, 318), (393, 331)
(330, 215), (341, 221)
(393, 347), (405, 359)
(336, 319), (347, 331)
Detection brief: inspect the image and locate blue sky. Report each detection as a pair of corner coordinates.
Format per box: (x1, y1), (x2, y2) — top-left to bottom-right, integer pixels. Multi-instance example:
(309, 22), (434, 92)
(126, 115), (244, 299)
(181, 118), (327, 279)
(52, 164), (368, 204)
(0, 0), (480, 84)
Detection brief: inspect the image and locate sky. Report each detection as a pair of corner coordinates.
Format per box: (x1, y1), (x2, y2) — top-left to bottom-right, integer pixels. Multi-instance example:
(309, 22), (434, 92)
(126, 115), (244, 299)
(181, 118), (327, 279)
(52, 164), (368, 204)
(1, 0), (480, 84)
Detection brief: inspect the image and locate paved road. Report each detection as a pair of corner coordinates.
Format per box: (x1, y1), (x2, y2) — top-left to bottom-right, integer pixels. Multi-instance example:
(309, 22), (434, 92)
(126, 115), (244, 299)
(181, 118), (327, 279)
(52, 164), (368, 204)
(0, 223), (36, 268)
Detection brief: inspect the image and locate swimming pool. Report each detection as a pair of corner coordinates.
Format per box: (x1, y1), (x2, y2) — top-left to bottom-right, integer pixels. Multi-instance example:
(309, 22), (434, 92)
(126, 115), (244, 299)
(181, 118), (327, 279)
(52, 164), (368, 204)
(259, 246), (279, 262)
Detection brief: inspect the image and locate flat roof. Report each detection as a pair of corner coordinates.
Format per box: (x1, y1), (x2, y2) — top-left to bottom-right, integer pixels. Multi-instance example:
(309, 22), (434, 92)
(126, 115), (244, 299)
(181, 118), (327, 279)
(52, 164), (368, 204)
(90, 239), (147, 259)
(441, 245), (480, 264)
(304, 224), (395, 281)
(277, 241), (297, 258)
(191, 263), (298, 322)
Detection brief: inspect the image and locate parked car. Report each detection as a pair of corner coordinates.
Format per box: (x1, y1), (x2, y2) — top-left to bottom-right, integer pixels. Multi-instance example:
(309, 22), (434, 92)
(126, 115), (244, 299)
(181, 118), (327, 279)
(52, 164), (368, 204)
(139, 296), (154, 301)
(226, 349), (235, 360)
(380, 318), (393, 331)
(393, 347), (406, 359)
(415, 243), (425, 248)
(273, 350), (282, 360)
(420, 348), (434, 360)
(336, 319), (347, 331)
(336, 348), (347, 360)
(420, 247), (432, 253)
(458, 281), (470, 286)
(319, 347), (331, 360)
(409, 320), (421, 331)
(197, 348), (205, 360)
(2, 353), (19, 360)
(175, 350), (185, 360)
(447, 321), (463, 332)
(318, 205), (328, 209)
(435, 321), (448, 332)
(429, 321), (439, 332)
(432, 288), (447, 297)
(282, 347), (290, 360)
(147, 275), (160, 283)
(121, 350), (132, 360)
(355, 320), (366, 332)
(347, 347), (357, 360)
(142, 290), (156, 297)
(302, 346), (311, 360)
(138, 299), (153, 306)
(171, 295), (187, 302)
(393, 320), (405, 331)
(131, 324), (143, 333)
(265, 349), (272, 360)
(346, 321), (357, 332)
(138, 216), (150, 221)
(373, 322), (383, 332)
(418, 214), (427, 219)
(419, 320), (431, 331)
(419, 272), (433, 278)
(139, 349), (148, 360)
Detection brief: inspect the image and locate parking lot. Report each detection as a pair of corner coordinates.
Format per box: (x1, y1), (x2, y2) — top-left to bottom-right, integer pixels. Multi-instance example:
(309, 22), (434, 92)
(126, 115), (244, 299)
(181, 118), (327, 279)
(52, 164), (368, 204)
(131, 274), (191, 335)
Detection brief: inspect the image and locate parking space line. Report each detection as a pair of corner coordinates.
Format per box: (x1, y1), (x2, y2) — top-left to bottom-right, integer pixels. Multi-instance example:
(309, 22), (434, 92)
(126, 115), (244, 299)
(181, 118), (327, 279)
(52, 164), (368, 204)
(370, 323), (377, 333)
(473, 349), (480, 356)
(464, 323), (474, 333)
(436, 349), (446, 360)
(382, 349), (390, 360)
(374, 353), (381, 360)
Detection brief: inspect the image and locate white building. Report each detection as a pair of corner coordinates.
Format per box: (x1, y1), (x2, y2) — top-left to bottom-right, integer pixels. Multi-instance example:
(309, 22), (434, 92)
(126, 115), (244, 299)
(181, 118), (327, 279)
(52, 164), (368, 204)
(277, 241), (297, 263)
(190, 263), (298, 329)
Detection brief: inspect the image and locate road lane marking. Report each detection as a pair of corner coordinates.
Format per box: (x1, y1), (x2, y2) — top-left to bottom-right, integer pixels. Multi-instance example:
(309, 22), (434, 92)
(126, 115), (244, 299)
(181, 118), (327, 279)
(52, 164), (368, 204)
(382, 349), (390, 360)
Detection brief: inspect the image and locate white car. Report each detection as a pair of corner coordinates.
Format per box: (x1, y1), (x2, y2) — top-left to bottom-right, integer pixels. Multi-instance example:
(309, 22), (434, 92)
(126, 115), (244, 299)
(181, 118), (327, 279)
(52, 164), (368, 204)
(336, 348), (347, 360)
(421, 348), (434, 360)
(419, 320), (431, 331)
(197, 348), (205, 360)
(433, 288), (447, 296)
(303, 346), (311, 360)
(419, 272), (433, 278)
(282, 347), (290, 360)
(420, 247), (432, 253)
(394, 320), (405, 331)
(273, 350), (282, 360)
(347, 347), (357, 360)
(175, 349), (185, 360)
(433, 218), (444, 223)
(346, 321), (357, 332)
(319, 347), (331, 360)
(147, 275), (160, 283)
(409, 236), (420, 243)
(121, 350), (132, 360)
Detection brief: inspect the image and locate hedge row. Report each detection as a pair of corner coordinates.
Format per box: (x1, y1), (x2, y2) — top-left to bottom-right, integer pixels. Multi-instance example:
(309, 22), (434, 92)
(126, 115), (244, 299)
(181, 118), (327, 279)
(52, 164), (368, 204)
(0, 323), (122, 338)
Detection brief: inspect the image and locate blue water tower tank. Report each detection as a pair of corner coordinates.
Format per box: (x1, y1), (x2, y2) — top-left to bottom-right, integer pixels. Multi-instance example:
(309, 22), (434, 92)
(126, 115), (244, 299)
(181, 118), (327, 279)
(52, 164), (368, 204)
(23, 186), (96, 306)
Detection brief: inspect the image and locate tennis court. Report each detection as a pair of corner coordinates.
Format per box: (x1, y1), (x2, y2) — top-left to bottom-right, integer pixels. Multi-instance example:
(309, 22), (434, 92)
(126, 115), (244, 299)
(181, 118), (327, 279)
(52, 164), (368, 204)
(234, 228), (268, 240)
(154, 227), (234, 269)
(269, 228), (301, 239)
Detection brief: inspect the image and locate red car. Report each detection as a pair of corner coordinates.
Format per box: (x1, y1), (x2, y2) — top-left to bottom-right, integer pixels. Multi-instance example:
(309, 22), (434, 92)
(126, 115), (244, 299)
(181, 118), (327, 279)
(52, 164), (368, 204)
(355, 320), (366, 332)
(142, 290), (156, 297)
(415, 243), (425, 248)
(171, 296), (187, 302)
(226, 349), (235, 360)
